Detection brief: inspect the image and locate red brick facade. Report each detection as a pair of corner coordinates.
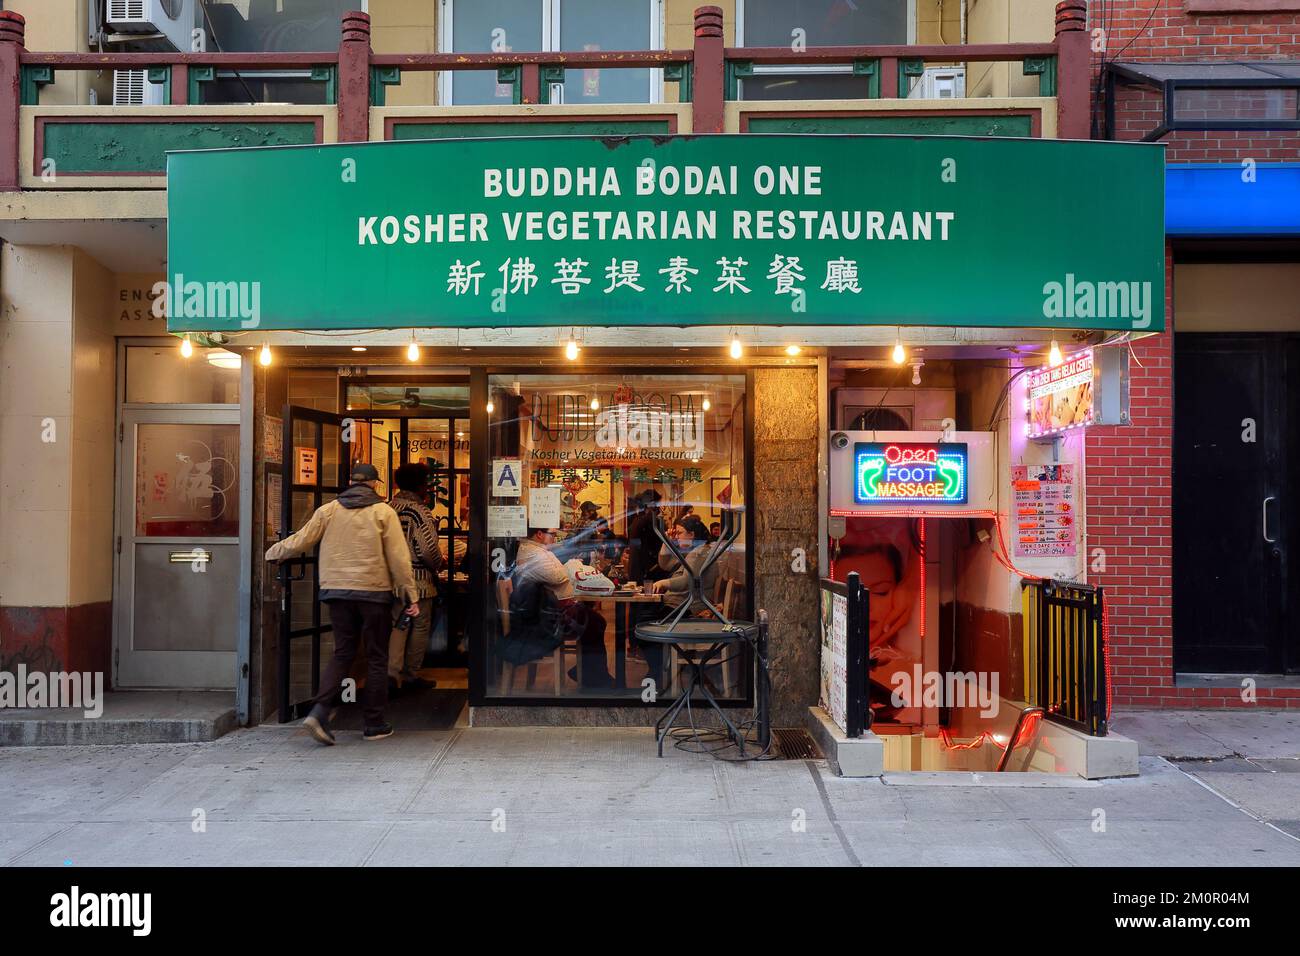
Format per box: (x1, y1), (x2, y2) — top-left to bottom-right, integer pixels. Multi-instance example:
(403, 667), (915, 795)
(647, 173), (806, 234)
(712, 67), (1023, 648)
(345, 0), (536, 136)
(1099, 1), (1300, 159)
(1086, 1), (1300, 708)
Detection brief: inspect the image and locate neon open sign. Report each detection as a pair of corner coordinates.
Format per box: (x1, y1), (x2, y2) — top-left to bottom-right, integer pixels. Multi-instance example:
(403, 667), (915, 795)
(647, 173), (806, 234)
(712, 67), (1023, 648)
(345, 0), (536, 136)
(853, 442), (968, 505)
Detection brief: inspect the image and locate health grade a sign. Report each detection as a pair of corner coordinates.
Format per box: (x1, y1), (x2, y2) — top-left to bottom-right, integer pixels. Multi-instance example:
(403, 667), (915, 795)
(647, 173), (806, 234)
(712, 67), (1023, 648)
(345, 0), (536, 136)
(165, 134), (1165, 332)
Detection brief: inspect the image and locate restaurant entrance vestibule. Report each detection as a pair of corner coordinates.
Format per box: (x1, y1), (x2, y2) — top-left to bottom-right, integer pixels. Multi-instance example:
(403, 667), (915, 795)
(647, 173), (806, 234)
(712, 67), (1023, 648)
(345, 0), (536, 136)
(275, 379), (473, 722)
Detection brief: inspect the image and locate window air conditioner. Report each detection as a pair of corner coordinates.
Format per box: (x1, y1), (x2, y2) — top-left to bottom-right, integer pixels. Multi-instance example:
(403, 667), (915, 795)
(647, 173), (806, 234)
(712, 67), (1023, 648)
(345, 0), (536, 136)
(105, 0), (197, 53)
(907, 66), (966, 100)
(113, 69), (167, 106)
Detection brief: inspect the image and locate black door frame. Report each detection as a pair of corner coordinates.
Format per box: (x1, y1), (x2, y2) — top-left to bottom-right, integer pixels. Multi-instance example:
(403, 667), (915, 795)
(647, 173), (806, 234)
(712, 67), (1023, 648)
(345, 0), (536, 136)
(277, 405), (347, 722)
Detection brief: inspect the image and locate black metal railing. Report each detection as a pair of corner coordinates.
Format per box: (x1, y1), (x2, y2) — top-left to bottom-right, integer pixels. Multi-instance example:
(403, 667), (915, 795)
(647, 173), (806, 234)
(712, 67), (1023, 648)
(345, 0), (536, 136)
(1022, 578), (1108, 737)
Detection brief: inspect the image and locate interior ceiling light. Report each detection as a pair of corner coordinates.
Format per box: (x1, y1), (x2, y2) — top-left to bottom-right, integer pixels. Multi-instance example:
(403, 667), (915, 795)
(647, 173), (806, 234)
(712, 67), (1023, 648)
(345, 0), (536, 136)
(206, 350), (241, 370)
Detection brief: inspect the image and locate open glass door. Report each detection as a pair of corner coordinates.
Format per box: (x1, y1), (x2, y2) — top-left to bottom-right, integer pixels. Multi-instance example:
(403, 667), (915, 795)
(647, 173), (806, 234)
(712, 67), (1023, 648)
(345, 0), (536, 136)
(276, 405), (346, 721)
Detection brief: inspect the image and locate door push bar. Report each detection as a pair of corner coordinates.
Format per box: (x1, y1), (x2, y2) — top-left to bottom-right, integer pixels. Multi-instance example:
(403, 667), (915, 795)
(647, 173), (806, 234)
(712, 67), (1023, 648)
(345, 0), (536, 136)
(169, 548), (212, 564)
(1263, 496), (1277, 544)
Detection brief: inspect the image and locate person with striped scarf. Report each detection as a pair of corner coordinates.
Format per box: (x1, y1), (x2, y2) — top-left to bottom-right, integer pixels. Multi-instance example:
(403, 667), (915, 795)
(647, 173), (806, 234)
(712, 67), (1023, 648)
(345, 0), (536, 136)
(388, 462), (445, 691)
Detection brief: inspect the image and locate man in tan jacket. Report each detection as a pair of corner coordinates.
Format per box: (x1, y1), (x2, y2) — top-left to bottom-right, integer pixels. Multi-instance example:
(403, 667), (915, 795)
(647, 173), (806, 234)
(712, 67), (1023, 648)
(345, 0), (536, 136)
(265, 462), (418, 744)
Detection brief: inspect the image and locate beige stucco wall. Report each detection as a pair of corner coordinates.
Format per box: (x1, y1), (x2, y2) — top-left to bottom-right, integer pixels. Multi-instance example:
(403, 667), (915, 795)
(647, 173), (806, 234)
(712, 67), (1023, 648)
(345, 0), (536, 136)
(0, 243), (116, 609)
(5, 0), (95, 106)
(69, 249), (117, 607)
(1175, 263), (1300, 333)
(965, 0), (1055, 98)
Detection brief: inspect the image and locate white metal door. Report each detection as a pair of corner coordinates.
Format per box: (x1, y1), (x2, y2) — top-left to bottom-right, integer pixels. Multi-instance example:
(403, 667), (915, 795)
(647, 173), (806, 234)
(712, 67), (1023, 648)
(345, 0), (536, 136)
(114, 406), (240, 688)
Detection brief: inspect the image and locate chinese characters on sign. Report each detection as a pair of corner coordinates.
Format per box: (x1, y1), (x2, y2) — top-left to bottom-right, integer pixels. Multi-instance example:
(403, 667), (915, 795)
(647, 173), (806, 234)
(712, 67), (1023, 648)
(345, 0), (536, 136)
(167, 135), (1165, 332)
(1011, 464), (1077, 558)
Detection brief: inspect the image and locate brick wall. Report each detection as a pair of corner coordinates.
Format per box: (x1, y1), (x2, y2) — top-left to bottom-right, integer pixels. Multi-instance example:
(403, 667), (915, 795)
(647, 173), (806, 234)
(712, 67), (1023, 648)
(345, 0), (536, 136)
(1096, 1), (1300, 161)
(1086, 2), (1300, 709)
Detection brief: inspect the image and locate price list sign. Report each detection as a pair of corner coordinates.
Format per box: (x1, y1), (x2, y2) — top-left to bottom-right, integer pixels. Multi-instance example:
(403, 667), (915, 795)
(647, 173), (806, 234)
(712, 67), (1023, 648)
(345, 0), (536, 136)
(1012, 464), (1077, 558)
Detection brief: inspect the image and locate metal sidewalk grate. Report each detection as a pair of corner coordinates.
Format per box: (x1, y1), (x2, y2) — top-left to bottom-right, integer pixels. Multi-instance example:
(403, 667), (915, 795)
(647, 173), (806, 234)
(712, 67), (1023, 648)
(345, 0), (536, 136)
(771, 727), (822, 760)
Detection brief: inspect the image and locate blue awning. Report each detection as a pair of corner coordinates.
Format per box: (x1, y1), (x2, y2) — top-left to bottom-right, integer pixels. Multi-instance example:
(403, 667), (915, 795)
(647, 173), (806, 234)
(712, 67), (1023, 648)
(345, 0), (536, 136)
(1167, 163), (1300, 237)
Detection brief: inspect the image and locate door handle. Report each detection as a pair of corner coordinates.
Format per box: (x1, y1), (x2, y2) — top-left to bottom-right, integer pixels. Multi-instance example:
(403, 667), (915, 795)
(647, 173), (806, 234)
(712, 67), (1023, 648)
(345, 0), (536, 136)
(1263, 496), (1277, 544)
(169, 548), (212, 564)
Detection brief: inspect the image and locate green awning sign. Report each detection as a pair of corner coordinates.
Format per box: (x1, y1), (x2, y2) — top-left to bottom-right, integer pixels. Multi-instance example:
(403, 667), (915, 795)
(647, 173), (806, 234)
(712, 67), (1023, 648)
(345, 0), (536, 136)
(165, 134), (1165, 332)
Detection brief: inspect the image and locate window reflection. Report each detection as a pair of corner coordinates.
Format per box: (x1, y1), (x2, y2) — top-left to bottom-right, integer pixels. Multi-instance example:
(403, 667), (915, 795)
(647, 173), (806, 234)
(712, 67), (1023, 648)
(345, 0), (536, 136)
(487, 374), (748, 701)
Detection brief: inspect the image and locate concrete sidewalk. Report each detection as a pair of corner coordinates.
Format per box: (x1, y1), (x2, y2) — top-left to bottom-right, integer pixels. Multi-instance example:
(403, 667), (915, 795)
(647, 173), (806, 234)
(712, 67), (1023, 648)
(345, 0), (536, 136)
(1110, 709), (1300, 842)
(3, 715), (1299, 866)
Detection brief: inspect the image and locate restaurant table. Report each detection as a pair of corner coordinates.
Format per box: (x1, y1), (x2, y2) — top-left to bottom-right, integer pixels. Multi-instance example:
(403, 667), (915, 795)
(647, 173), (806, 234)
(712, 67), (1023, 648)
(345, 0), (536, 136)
(575, 590), (664, 689)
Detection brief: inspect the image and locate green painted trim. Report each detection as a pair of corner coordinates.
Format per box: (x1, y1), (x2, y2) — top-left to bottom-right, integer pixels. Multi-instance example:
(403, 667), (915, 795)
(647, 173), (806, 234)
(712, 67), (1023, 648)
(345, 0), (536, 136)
(20, 65), (54, 107)
(664, 61), (692, 103)
(388, 119), (673, 141)
(744, 113), (1035, 138)
(852, 58), (880, 100)
(725, 60), (753, 102)
(539, 66), (565, 105)
(42, 121), (318, 174)
(1022, 56), (1058, 97)
(899, 58), (925, 99)
(370, 66), (401, 108)
(310, 65), (337, 104)
(188, 65), (215, 105)
(495, 66), (522, 105)
(146, 66), (171, 105)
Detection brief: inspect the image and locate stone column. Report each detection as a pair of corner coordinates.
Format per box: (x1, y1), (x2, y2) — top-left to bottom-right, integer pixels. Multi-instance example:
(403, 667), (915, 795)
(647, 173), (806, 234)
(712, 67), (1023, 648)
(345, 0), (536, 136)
(752, 366), (821, 726)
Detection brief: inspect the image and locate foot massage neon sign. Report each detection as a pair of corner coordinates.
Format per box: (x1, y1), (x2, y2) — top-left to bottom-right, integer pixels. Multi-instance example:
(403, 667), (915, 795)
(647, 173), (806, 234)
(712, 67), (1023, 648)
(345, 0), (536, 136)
(854, 442), (968, 505)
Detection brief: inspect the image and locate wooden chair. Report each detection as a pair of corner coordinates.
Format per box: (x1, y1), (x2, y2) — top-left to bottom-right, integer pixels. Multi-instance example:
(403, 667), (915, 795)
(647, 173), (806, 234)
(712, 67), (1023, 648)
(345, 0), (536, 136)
(496, 576), (576, 695)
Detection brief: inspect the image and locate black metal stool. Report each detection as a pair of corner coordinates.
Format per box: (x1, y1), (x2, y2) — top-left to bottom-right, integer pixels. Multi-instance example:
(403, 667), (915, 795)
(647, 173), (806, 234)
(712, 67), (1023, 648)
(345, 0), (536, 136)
(635, 508), (758, 757)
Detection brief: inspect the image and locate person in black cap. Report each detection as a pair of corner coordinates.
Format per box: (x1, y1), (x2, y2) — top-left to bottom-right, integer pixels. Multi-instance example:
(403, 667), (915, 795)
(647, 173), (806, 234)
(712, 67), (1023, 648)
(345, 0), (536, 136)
(265, 461), (419, 744)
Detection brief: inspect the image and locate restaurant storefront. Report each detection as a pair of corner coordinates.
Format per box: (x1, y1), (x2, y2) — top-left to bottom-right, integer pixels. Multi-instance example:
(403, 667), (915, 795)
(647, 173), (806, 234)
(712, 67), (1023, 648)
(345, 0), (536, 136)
(161, 129), (1165, 757)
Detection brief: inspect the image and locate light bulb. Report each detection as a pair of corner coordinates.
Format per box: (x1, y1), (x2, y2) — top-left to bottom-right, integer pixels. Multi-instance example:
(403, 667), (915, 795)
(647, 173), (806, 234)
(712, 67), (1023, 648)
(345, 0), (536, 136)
(407, 338), (420, 361)
(729, 334), (743, 359)
(565, 338), (580, 361)
(702, 398), (711, 412)
(485, 400), (495, 415)
(590, 397), (600, 411)
(1048, 339), (1063, 366)
(785, 344), (801, 356)
(892, 339), (906, 364)
(179, 334), (193, 358)
(912, 365), (922, 386)
(259, 343), (272, 367)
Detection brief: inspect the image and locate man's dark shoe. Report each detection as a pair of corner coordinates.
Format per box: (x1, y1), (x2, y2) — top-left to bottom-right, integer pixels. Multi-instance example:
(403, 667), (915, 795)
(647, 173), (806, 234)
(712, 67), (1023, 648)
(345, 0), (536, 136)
(363, 723), (395, 741)
(303, 705), (336, 746)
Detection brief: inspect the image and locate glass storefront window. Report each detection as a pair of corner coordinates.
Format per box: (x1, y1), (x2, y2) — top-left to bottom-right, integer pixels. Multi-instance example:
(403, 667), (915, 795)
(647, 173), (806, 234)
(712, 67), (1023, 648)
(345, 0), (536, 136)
(738, 0), (908, 101)
(486, 373), (748, 702)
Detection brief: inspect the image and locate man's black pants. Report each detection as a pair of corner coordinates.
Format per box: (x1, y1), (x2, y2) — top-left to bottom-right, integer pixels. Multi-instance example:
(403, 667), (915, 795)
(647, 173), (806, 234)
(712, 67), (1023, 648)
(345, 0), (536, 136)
(315, 599), (392, 726)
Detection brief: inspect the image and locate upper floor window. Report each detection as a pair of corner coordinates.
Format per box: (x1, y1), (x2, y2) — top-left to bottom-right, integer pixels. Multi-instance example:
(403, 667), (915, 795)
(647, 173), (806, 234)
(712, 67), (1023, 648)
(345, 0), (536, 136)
(440, 0), (663, 106)
(736, 0), (912, 101)
(198, 0), (359, 105)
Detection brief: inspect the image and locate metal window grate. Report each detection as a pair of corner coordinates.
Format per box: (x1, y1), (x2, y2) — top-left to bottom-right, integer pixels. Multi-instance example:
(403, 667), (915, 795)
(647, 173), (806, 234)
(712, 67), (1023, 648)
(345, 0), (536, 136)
(771, 727), (821, 760)
(113, 69), (146, 106)
(108, 0), (148, 21)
